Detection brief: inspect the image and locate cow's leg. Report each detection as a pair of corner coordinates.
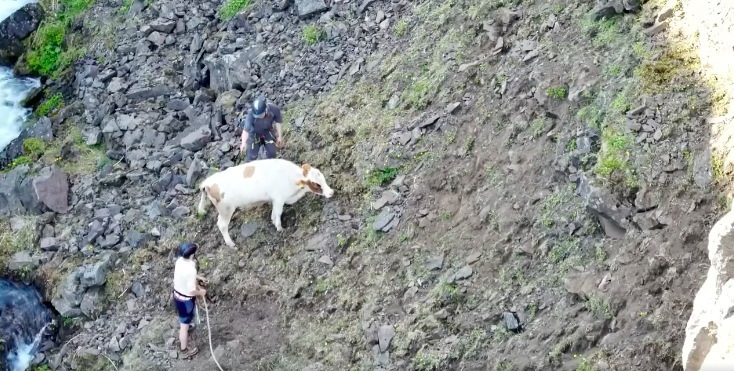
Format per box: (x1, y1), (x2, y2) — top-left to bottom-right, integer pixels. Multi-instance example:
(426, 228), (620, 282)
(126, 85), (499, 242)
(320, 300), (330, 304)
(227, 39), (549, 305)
(270, 199), (285, 232)
(216, 206), (236, 247)
(197, 188), (209, 215)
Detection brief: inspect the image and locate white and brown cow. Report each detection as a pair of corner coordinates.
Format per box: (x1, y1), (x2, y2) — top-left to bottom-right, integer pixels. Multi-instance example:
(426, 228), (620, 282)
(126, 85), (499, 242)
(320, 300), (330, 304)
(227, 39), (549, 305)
(197, 158), (335, 247)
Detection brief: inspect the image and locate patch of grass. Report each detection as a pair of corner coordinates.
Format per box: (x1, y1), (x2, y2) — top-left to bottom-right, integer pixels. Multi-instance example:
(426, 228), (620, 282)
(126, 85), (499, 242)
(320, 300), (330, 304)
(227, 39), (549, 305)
(36, 93), (63, 117)
(546, 86), (568, 100)
(431, 279), (464, 308)
(411, 347), (442, 370)
(539, 187), (573, 227)
(712, 152), (726, 183)
(495, 361), (515, 371)
(219, 0), (252, 20)
(635, 44), (699, 92)
(603, 63), (623, 77)
(592, 18), (621, 48)
(595, 127), (638, 192)
(394, 19), (410, 36)
(0, 217), (38, 274)
(23, 138), (46, 159)
(26, 0), (94, 77)
(366, 166), (398, 187)
(302, 24), (325, 45)
(611, 91), (631, 114)
(464, 137), (475, 153)
(531, 118), (546, 137)
(104, 270), (132, 301)
(576, 104), (604, 129)
(585, 294), (613, 319)
(549, 237), (581, 264)
(117, 0), (133, 15)
(5, 156), (31, 171)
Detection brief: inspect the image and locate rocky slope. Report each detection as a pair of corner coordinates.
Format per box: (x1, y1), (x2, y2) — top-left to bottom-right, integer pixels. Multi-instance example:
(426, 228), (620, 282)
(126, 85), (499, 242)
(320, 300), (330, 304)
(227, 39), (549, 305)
(1, 0), (733, 370)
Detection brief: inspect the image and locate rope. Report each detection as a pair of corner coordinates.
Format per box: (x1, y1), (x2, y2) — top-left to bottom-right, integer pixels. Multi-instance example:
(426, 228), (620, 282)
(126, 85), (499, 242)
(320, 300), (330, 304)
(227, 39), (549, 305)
(201, 295), (224, 371)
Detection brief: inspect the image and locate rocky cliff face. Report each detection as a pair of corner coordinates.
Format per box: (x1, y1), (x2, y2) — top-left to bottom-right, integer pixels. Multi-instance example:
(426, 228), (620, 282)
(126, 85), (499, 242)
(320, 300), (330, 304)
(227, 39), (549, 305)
(680, 0), (734, 369)
(0, 2), (44, 64)
(2, 0), (734, 369)
(682, 199), (734, 370)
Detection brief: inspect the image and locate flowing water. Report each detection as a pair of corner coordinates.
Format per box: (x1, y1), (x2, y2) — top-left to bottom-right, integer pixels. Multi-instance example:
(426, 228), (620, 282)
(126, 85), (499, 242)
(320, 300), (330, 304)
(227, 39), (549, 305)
(0, 279), (53, 371)
(0, 3), (54, 370)
(0, 0), (41, 152)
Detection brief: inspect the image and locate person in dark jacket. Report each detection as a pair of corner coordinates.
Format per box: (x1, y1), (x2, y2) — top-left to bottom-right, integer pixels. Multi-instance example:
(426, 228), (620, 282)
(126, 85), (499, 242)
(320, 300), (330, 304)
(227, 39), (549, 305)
(238, 96), (284, 162)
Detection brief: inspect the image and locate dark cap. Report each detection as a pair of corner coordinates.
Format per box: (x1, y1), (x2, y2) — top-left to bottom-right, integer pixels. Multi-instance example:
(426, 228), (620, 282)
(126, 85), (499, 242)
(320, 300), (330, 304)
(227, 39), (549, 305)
(177, 242), (198, 259)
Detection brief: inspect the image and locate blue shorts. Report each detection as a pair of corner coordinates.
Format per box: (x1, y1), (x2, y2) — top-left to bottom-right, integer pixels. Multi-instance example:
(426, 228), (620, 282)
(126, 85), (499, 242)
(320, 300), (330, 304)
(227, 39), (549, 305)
(173, 295), (196, 325)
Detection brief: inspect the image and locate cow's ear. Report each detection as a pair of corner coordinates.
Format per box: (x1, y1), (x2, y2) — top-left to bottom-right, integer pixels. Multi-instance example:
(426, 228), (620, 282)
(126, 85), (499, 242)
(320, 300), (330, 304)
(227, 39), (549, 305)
(301, 164), (312, 176)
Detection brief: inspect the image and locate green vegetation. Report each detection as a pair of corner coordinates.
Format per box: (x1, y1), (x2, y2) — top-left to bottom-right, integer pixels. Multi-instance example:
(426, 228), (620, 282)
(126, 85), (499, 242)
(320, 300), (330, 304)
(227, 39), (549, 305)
(26, 0), (94, 77)
(118, 0), (133, 15)
(0, 217), (37, 275)
(302, 24), (325, 45)
(219, 0), (252, 20)
(36, 93), (63, 117)
(531, 118), (546, 138)
(366, 166), (398, 187)
(546, 86), (568, 100)
(22, 138), (46, 159)
(394, 19), (410, 36)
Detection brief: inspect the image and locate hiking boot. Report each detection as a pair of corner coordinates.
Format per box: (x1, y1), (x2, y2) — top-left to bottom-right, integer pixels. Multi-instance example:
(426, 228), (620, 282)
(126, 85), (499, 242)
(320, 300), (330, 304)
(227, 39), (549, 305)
(180, 346), (199, 359)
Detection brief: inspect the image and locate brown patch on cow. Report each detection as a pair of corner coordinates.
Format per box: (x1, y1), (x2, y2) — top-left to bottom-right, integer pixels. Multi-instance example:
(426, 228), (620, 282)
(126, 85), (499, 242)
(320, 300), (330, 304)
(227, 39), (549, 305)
(207, 183), (223, 203)
(296, 179), (322, 194)
(243, 166), (256, 178)
(301, 164), (312, 177)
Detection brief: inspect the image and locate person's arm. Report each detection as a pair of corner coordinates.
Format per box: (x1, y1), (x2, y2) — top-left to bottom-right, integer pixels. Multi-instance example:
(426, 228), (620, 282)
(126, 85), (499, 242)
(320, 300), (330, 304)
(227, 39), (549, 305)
(186, 267), (206, 296)
(272, 105), (284, 145)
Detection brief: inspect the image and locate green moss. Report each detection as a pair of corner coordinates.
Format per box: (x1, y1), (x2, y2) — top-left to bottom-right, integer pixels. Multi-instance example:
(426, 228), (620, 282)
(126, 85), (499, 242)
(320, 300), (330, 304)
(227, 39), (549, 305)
(26, 0), (94, 77)
(546, 86), (568, 100)
(366, 166), (398, 187)
(36, 93), (63, 117)
(219, 0), (252, 20)
(22, 138), (46, 158)
(302, 24), (325, 45)
(394, 20), (410, 36)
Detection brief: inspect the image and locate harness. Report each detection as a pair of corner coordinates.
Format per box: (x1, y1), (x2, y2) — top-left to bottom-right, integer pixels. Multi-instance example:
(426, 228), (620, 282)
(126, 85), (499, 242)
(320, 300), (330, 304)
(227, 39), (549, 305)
(251, 132), (276, 149)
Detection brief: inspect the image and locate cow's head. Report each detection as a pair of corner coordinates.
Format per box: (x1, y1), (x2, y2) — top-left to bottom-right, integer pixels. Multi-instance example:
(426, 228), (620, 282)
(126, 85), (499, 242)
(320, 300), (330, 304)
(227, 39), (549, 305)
(296, 164), (334, 198)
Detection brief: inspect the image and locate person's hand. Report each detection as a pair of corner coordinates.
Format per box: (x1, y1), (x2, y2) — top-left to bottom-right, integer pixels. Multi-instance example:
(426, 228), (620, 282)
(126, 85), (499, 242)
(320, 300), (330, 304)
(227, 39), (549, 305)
(276, 137), (283, 148)
(198, 288), (207, 297)
(197, 276), (208, 285)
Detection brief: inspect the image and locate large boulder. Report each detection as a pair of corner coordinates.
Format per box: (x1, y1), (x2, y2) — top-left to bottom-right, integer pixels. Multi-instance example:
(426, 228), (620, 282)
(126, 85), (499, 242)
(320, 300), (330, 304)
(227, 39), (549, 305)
(0, 165), (38, 215)
(0, 2), (45, 64)
(203, 46), (265, 93)
(32, 165), (69, 214)
(682, 200), (734, 370)
(0, 116), (53, 169)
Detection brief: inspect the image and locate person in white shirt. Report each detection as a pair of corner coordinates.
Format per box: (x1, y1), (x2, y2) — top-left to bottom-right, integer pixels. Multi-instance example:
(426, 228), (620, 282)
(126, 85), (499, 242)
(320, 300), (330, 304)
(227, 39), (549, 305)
(172, 242), (207, 359)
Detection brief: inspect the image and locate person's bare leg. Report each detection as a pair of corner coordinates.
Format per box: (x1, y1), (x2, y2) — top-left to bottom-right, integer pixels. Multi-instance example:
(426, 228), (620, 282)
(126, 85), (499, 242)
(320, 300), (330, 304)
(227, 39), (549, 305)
(179, 323), (189, 350)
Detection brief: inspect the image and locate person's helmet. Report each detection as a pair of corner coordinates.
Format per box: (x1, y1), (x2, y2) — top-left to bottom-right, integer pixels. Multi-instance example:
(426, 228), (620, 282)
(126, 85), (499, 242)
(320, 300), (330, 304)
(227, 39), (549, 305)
(177, 242), (198, 259)
(252, 96), (267, 119)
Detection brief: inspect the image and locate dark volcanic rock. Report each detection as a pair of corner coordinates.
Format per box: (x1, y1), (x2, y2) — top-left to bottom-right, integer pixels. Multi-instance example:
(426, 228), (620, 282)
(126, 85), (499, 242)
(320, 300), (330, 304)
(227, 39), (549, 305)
(0, 3), (44, 63)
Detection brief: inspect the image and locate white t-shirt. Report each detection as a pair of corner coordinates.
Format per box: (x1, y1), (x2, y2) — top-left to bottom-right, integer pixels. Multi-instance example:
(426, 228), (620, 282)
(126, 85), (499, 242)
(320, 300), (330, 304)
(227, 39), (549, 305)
(173, 257), (197, 297)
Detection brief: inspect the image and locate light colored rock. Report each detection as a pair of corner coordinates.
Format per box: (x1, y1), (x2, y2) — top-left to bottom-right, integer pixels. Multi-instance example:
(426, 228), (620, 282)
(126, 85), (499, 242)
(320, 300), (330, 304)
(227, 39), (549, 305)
(682, 200), (734, 370)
